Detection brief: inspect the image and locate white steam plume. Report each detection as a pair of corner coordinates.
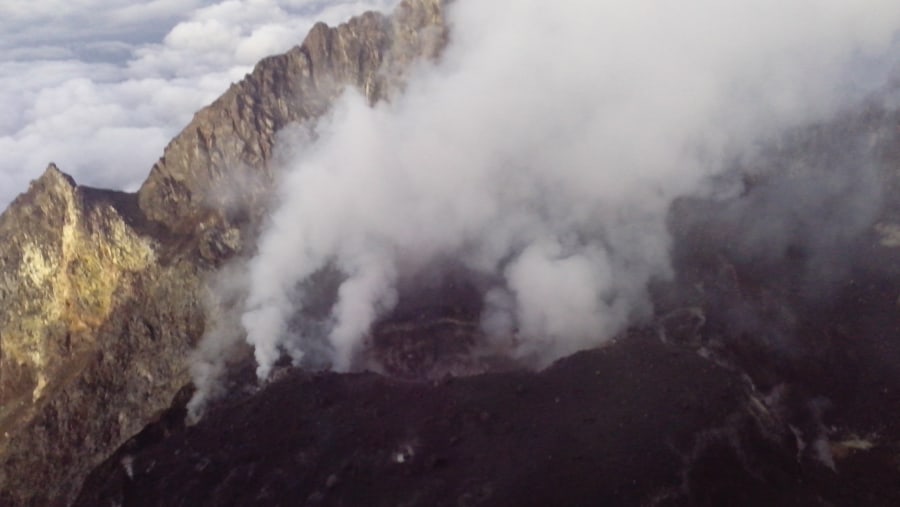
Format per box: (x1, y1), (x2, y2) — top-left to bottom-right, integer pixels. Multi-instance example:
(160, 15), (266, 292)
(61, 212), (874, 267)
(238, 0), (900, 379)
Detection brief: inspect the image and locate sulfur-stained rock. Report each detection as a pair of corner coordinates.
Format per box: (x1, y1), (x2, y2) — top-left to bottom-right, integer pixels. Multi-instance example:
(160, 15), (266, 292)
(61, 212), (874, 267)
(0, 165), (204, 507)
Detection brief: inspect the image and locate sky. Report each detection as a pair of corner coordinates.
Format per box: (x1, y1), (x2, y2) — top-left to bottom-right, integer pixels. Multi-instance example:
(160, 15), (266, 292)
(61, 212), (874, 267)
(0, 0), (399, 210)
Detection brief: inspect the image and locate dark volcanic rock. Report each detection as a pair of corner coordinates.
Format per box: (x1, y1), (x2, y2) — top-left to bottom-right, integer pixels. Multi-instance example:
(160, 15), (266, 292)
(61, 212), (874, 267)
(71, 223), (900, 506)
(74, 333), (774, 507)
(74, 320), (900, 506)
(73, 277), (900, 507)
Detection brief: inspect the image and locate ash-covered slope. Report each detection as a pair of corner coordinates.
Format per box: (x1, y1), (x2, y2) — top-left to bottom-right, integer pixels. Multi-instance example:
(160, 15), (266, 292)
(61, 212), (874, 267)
(74, 334), (759, 507)
(0, 1), (446, 506)
(71, 279), (900, 507)
(136, 0), (445, 242)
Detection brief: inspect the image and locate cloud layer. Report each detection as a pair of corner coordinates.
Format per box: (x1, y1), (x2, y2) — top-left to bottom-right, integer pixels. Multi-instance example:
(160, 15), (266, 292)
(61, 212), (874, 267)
(0, 0), (399, 209)
(235, 0), (900, 380)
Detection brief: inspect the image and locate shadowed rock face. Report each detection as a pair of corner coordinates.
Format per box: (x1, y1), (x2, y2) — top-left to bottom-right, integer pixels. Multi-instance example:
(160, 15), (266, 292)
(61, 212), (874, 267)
(73, 333), (758, 507)
(0, 2), (447, 506)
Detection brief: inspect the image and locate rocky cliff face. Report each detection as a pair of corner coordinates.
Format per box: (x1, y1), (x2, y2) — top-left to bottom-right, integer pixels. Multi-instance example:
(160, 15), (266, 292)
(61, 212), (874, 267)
(0, 165), (205, 507)
(136, 0), (445, 243)
(0, 1), (447, 506)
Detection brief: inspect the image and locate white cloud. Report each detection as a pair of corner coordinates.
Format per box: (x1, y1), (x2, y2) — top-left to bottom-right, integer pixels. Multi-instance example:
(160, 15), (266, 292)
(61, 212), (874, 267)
(0, 0), (399, 209)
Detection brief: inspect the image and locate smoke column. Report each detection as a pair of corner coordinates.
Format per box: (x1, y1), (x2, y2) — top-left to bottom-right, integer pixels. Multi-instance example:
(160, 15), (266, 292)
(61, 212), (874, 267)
(233, 0), (900, 379)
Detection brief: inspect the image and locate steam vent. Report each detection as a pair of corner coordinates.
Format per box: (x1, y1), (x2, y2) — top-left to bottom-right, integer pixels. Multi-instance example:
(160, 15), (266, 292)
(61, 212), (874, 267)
(4, 1), (900, 505)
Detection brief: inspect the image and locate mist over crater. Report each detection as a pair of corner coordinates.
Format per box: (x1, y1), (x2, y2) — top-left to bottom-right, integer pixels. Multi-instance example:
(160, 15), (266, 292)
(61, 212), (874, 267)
(187, 0), (900, 411)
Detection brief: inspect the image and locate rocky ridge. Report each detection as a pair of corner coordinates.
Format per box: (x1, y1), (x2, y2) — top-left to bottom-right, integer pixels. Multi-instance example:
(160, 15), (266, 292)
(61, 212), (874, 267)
(0, 1), (447, 505)
(0, 166), (204, 507)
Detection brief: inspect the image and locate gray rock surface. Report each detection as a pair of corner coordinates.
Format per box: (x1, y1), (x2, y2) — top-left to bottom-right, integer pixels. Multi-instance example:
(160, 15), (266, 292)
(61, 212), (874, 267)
(4, 0), (900, 504)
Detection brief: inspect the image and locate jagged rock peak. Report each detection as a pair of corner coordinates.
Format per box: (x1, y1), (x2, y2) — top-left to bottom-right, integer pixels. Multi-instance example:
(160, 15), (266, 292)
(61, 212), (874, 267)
(136, 0), (448, 242)
(0, 161), (197, 507)
(37, 162), (76, 188)
(3, 163), (79, 220)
